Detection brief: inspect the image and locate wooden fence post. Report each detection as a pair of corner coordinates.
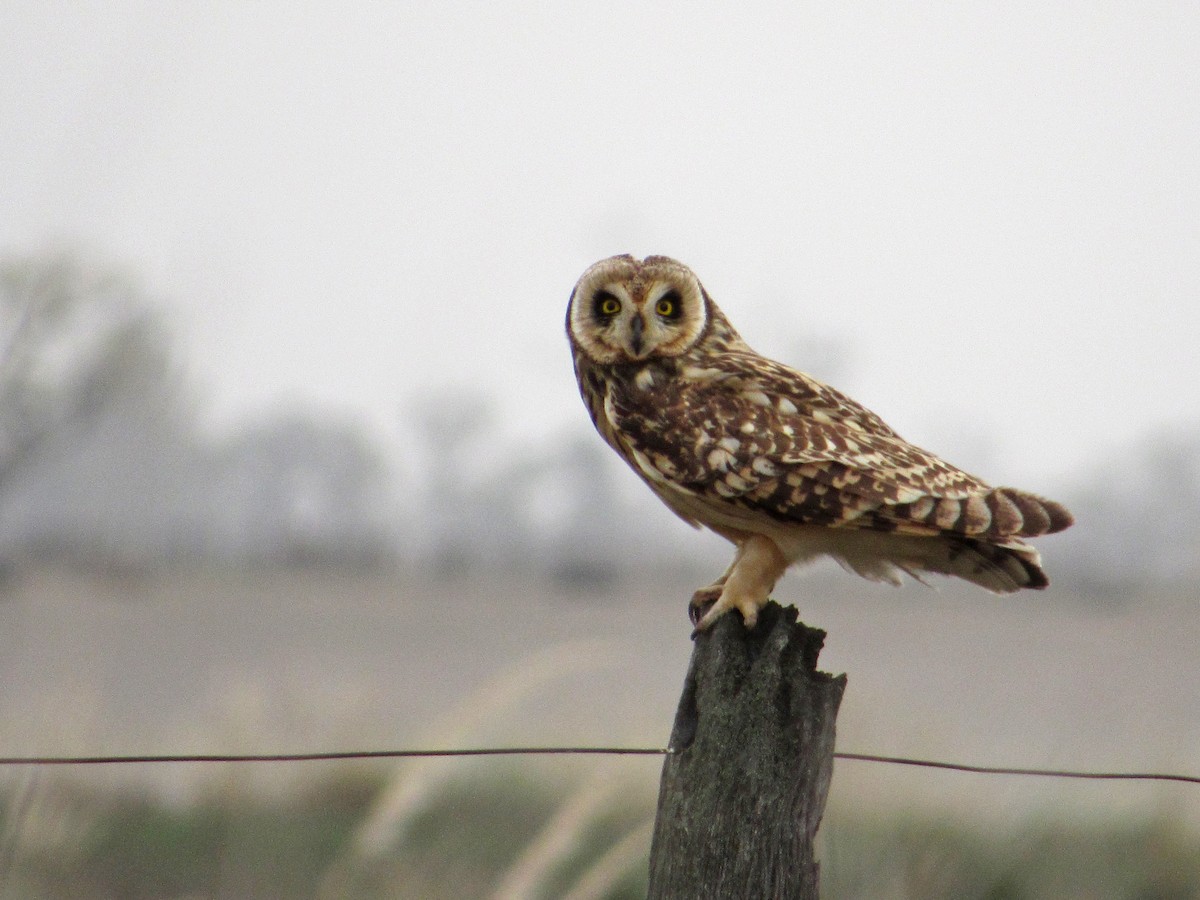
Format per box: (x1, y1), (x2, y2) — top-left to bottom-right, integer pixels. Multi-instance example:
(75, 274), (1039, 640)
(646, 601), (846, 900)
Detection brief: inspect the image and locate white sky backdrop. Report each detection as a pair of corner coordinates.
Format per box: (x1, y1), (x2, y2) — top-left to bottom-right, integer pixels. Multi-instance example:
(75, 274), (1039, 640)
(3, 2), (1198, 489)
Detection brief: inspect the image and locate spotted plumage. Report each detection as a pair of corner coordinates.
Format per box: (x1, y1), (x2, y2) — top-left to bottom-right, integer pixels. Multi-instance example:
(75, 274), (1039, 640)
(566, 254), (1074, 631)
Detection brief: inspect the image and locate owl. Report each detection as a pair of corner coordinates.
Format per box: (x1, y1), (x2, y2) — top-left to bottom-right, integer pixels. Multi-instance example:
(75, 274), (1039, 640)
(566, 254), (1074, 633)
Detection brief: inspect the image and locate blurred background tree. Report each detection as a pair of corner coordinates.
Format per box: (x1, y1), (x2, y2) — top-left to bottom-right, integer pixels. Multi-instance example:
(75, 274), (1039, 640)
(0, 250), (178, 498)
(0, 251), (398, 576)
(0, 251), (184, 576)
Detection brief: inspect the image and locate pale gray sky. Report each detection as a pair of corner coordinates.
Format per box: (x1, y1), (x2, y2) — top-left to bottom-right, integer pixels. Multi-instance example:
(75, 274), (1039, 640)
(3, 2), (1198, 488)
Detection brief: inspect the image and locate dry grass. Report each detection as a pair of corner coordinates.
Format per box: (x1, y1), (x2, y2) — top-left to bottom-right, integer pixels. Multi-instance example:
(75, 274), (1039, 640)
(0, 565), (1198, 896)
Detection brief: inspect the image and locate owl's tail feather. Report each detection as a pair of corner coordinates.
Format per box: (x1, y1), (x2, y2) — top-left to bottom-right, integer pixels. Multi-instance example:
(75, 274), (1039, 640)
(833, 533), (1050, 593)
(890, 487), (1073, 540)
(983, 488), (1074, 538)
(942, 536), (1049, 592)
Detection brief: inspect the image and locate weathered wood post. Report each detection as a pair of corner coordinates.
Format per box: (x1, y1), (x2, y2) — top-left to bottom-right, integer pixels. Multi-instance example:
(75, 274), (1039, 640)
(647, 601), (846, 899)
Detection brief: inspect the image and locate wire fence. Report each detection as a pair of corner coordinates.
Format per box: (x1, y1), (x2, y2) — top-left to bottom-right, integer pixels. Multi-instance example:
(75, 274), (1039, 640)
(1, 747), (1197, 785)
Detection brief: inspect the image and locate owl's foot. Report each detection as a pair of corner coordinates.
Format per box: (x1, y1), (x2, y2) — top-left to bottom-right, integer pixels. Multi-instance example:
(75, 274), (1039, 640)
(691, 591), (768, 637)
(689, 535), (787, 637)
(688, 583), (725, 627)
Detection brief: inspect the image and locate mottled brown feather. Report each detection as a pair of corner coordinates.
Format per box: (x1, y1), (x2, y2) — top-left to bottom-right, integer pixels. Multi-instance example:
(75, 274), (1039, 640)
(598, 355), (1074, 543)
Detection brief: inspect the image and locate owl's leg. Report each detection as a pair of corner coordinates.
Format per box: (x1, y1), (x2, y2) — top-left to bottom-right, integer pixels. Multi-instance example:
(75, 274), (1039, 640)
(687, 530), (752, 624)
(692, 535), (787, 634)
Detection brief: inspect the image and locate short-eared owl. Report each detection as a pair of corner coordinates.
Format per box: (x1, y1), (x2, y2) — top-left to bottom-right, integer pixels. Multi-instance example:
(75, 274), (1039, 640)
(566, 254), (1074, 632)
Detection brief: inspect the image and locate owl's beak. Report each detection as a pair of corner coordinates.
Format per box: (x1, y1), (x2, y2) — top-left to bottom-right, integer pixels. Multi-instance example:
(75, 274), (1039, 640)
(629, 314), (645, 357)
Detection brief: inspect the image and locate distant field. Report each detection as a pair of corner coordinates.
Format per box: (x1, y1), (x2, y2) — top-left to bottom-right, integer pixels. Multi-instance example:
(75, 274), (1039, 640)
(1, 565), (1197, 825)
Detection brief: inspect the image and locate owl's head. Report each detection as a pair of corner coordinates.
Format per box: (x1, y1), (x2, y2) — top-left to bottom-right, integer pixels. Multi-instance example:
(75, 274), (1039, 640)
(566, 255), (712, 365)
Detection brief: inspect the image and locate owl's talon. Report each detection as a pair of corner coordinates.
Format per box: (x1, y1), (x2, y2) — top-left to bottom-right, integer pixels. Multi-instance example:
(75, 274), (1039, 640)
(688, 584), (724, 627)
(692, 597), (734, 633)
(692, 591), (767, 636)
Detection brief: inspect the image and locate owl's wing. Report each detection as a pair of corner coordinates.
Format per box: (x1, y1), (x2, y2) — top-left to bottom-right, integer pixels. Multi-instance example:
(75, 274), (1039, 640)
(609, 356), (1068, 540)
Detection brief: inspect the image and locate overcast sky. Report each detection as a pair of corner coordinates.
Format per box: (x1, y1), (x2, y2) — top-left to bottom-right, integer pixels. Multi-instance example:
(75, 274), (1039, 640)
(3, 2), (1197, 490)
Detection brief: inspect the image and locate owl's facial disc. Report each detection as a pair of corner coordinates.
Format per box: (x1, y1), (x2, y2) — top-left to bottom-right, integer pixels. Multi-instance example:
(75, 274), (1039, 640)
(623, 282), (687, 360)
(568, 256), (708, 365)
(587, 282), (678, 361)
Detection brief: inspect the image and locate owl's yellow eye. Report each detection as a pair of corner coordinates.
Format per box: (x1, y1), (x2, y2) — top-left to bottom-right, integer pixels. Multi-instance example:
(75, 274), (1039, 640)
(655, 290), (682, 318)
(595, 292), (622, 317)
